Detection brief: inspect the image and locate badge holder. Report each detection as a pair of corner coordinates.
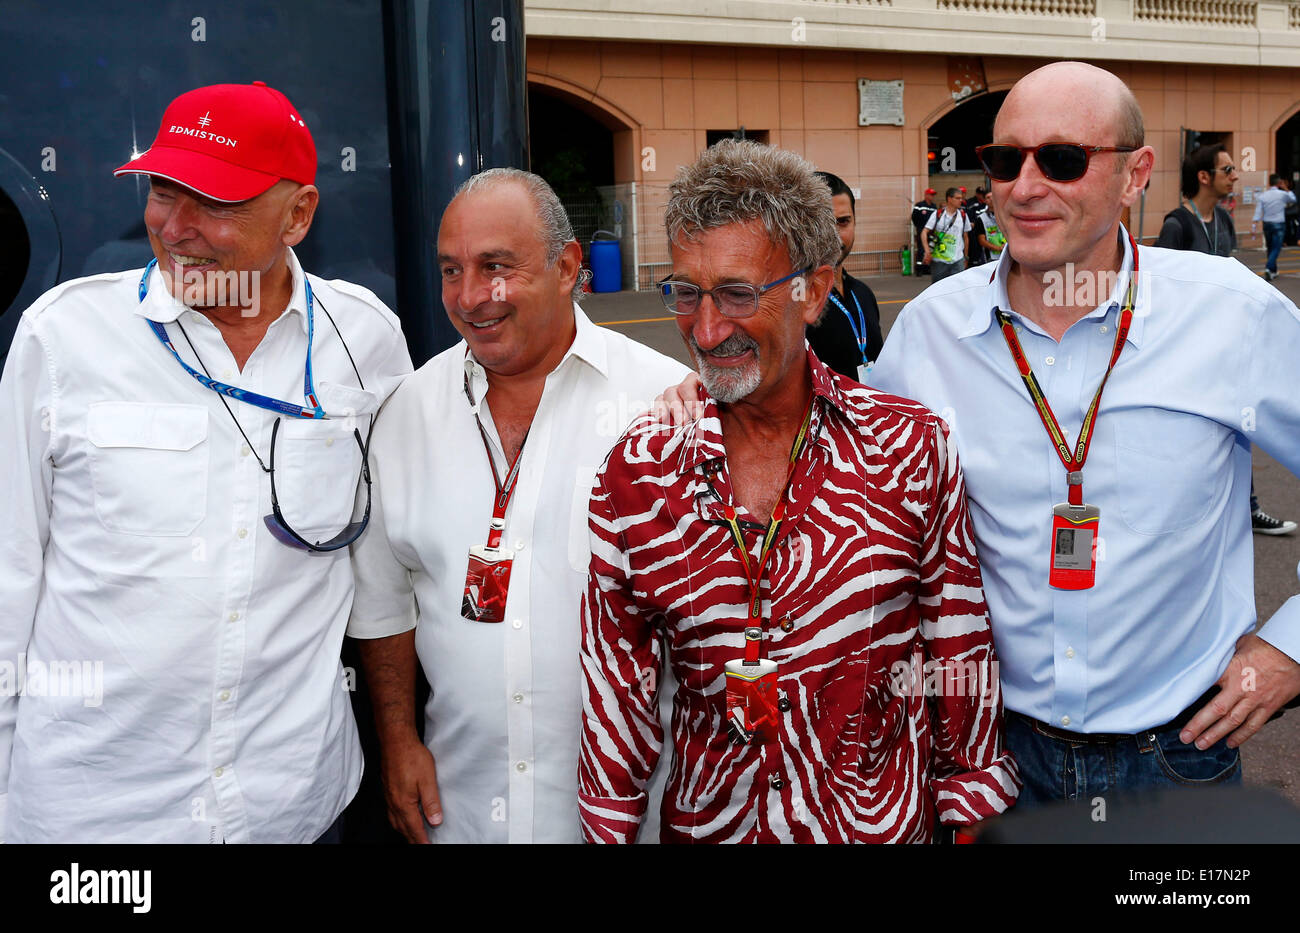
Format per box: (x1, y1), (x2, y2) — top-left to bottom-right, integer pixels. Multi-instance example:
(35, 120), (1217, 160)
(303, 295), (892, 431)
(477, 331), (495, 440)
(724, 627), (780, 746)
(462, 518), (515, 623)
(1049, 473), (1099, 590)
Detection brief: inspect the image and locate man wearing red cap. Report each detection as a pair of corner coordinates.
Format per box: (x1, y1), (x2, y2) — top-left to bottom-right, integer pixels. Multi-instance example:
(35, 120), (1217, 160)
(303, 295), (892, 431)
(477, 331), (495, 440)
(0, 82), (412, 842)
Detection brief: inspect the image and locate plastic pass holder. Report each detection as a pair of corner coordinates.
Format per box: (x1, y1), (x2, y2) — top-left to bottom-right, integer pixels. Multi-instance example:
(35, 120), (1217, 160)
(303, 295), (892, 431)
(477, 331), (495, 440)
(462, 544), (515, 622)
(1049, 502), (1099, 590)
(724, 627), (780, 745)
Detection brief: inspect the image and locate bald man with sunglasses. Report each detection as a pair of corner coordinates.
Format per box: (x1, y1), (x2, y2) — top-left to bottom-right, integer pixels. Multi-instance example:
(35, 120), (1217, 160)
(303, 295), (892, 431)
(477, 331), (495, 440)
(869, 61), (1300, 806)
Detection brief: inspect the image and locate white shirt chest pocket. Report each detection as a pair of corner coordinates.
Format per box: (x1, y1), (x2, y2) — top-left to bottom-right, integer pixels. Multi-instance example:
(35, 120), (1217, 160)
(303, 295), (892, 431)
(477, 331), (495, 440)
(273, 418), (367, 541)
(87, 402), (209, 536)
(567, 463), (601, 574)
(272, 383), (379, 541)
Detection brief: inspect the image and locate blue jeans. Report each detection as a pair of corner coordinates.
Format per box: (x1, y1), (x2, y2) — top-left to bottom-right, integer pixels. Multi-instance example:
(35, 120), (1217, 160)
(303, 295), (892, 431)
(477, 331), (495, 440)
(1006, 713), (1242, 808)
(1264, 221), (1285, 273)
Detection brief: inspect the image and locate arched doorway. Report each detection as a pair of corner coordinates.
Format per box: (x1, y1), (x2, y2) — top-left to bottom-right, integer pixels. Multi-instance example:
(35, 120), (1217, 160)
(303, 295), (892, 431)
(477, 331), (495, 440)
(1276, 108), (1300, 244)
(527, 81), (638, 283)
(927, 90), (1008, 188)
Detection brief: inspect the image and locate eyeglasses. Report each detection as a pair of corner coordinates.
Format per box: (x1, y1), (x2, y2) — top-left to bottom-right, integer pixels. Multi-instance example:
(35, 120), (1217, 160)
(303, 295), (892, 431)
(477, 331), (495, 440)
(976, 143), (1139, 183)
(262, 416), (373, 552)
(1212, 165), (1238, 176)
(658, 268), (809, 319)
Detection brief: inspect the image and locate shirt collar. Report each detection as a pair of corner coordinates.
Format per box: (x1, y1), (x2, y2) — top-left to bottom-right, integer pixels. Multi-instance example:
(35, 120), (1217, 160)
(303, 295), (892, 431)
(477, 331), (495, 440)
(559, 303), (610, 378)
(960, 225), (1145, 348)
(462, 302), (609, 412)
(133, 247), (310, 334)
(676, 347), (851, 474)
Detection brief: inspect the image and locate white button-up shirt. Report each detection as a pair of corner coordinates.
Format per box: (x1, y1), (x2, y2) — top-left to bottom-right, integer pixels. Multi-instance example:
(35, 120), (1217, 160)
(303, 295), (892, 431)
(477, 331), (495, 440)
(871, 230), (1300, 733)
(0, 250), (412, 842)
(347, 305), (687, 843)
(1252, 186), (1296, 224)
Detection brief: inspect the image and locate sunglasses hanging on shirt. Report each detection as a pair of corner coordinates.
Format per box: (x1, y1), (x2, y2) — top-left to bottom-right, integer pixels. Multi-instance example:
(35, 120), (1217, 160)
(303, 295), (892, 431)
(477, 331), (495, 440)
(138, 259), (372, 552)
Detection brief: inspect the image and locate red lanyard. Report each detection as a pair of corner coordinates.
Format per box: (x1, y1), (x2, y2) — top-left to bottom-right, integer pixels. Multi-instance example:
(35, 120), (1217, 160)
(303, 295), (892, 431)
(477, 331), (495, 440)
(722, 400), (813, 662)
(465, 370), (528, 549)
(994, 238), (1138, 506)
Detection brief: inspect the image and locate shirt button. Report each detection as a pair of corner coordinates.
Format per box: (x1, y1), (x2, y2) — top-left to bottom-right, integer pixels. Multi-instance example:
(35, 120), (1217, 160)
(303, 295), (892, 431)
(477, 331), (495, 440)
(513, 693), (524, 704)
(228, 611), (240, 623)
(325, 437), (335, 447)
(214, 766), (225, 778)
(219, 690), (231, 702)
(236, 528), (248, 539)
(1066, 647), (1075, 659)
(777, 696), (792, 712)
(1100, 325), (1109, 334)
(1061, 715), (1072, 726)
(514, 540), (526, 551)
(779, 616), (794, 633)
(516, 761), (528, 773)
(511, 619), (523, 629)
(240, 444), (251, 457)
(770, 775), (786, 790)
(1045, 355), (1056, 365)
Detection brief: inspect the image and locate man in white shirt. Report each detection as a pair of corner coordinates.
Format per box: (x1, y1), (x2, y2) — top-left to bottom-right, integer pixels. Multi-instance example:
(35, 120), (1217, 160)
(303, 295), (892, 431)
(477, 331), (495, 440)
(347, 168), (687, 843)
(0, 82), (412, 843)
(1251, 174), (1296, 281)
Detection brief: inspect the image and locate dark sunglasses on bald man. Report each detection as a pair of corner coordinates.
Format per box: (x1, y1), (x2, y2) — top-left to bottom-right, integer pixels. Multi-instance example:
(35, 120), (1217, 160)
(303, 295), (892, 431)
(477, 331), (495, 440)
(976, 143), (1138, 183)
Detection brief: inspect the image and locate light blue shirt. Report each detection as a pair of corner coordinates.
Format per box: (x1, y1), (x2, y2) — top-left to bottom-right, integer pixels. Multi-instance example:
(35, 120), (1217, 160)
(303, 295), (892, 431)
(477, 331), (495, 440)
(1253, 186), (1296, 224)
(871, 229), (1300, 733)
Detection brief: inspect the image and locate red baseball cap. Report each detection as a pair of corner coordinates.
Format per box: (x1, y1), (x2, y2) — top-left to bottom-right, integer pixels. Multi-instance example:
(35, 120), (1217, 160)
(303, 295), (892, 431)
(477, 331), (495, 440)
(924, 188), (936, 195)
(959, 186), (967, 193)
(114, 81), (316, 202)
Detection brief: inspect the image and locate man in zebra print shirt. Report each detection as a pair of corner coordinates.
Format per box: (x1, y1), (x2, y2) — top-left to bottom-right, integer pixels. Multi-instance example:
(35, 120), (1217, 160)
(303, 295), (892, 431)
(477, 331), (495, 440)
(578, 141), (1020, 843)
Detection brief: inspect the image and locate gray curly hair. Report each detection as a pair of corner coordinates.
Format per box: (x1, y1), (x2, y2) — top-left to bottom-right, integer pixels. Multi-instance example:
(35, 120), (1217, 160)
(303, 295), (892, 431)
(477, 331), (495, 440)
(664, 140), (842, 279)
(453, 167), (585, 303)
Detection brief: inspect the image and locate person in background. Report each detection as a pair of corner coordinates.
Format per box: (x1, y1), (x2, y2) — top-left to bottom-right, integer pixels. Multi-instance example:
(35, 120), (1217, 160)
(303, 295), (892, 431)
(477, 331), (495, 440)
(806, 171), (882, 382)
(1251, 174), (1296, 281)
(1156, 145), (1294, 536)
(911, 188), (938, 276)
(966, 187), (993, 266)
(974, 197), (1007, 267)
(922, 187), (972, 281)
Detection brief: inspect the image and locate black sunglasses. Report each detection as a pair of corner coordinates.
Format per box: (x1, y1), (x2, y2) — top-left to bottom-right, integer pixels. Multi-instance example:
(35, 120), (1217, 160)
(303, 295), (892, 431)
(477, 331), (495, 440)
(976, 143), (1138, 183)
(263, 416), (373, 552)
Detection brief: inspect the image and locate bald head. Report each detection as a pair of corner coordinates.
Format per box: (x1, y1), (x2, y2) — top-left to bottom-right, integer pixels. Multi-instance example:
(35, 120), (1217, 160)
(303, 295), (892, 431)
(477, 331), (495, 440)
(996, 62), (1143, 150)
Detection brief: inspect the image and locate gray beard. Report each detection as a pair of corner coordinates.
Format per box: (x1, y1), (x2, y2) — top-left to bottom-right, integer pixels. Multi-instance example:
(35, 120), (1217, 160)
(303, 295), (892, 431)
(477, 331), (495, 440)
(689, 332), (761, 404)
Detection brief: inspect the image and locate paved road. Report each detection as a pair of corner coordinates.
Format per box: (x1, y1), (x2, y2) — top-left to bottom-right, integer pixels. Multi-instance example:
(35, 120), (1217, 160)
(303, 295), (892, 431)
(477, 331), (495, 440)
(585, 244), (1300, 804)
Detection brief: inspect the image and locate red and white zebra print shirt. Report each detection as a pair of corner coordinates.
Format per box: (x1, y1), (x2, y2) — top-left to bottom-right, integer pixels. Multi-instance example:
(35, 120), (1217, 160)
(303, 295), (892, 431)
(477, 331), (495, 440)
(579, 350), (1020, 843)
